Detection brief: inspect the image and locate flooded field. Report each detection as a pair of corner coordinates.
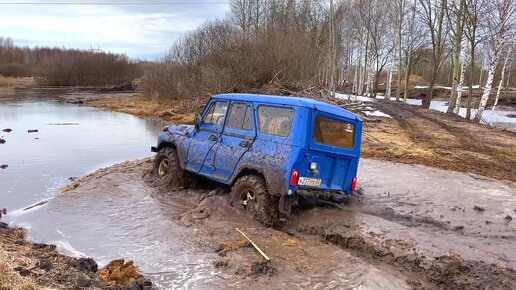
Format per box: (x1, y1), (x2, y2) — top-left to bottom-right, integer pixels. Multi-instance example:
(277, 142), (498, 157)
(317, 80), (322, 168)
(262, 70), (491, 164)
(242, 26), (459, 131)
(2, 88), (516, 289)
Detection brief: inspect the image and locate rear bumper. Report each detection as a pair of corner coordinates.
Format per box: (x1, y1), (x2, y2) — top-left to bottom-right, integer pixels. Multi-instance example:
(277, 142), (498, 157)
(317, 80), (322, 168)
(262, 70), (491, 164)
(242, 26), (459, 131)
(296, 188), (349, 201)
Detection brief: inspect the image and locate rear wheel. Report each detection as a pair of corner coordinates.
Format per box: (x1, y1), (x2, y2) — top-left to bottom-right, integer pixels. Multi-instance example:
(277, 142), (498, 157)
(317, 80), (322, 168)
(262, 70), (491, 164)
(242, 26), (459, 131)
(153, 147), (186, 188)
(231, 175), (279, 227)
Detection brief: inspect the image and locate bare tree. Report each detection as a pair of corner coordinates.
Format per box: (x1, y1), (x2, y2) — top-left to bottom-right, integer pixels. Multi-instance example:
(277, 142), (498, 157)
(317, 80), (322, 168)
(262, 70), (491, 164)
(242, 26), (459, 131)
(474, 0), (515, 123)
(447, 0), (466, 114)
(419, 0), (450, 108)
(462, 0), (488, 119)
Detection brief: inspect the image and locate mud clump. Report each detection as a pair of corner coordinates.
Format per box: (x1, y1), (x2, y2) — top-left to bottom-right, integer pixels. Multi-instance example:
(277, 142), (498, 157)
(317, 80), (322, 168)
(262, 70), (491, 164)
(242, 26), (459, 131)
(473, 206), (485, 212)
(0, 138), (5, 144)
(0, 165), (6, 169)
(251, 261), (277, 276)
(2, 128), (12, 132)
(27, 129), (38, 133)
(215, 238), (251, 256)
(98, 259), (152, 289)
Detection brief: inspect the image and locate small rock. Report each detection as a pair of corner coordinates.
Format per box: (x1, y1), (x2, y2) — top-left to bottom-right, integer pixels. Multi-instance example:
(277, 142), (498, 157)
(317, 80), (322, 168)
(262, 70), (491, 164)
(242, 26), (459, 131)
(485, 220), (492, 224)
(505, 215), (512, 222)
(0, 164), (8, 169)
(68, 176), (79, 181)
(35, 138), (39, 140)
(2, 128), (12, 132)
(28, 129), (38, 133)
(0, 138), (5, 144)
(473, 206), (485, 212)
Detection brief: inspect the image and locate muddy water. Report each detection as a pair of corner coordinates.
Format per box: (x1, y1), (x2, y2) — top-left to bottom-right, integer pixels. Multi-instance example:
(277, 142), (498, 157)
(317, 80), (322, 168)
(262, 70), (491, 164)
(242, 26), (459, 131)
(1, 90), (412, 289)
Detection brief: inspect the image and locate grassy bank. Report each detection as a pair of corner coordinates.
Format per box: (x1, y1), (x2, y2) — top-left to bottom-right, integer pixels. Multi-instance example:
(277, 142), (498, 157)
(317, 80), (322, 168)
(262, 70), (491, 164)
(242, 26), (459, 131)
(0, 76), (35, 87)
(0, 222), (152, 289)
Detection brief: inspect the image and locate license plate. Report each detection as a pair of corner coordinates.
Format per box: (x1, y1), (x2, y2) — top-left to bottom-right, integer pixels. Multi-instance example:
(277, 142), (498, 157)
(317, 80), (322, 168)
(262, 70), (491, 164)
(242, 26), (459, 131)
(298, 177), (321, 188)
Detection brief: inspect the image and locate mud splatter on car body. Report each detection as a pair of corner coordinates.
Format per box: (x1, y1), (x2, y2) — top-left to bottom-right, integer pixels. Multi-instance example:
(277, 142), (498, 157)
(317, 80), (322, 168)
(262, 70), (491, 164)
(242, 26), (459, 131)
(152, 94), (363, 223)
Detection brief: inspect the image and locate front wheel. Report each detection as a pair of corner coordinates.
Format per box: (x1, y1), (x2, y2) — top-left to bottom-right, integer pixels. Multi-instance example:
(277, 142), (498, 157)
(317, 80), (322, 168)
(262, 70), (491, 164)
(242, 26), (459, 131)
(153, 147), (185, 188)
(231, 175), (279, 227)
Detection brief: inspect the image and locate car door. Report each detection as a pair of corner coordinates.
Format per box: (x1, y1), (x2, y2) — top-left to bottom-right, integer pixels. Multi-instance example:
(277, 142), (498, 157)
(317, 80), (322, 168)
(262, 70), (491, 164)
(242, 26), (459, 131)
(185, 100), (228, 174)
(212, 101), (256, 182)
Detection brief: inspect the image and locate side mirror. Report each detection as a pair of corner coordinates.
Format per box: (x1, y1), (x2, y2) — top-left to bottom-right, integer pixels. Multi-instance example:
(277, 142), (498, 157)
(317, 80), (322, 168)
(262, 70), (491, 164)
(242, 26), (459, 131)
(194, 113), (202, 131)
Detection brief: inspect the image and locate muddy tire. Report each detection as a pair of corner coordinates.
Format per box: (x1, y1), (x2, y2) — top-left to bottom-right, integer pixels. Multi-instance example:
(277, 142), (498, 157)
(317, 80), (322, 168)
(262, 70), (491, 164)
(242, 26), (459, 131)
(231, 175), (279, 227)
(153, 147), (185, 188)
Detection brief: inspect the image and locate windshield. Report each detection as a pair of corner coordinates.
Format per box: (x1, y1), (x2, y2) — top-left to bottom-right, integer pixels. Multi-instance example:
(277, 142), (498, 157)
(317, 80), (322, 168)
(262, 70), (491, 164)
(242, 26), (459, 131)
(313, 115), (355, 149)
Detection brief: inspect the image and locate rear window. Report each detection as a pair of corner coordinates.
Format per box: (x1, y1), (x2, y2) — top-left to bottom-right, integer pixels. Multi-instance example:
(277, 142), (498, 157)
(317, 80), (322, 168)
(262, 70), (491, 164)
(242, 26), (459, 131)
(314, 115), (355, 149)
(257, 106), (294, 137)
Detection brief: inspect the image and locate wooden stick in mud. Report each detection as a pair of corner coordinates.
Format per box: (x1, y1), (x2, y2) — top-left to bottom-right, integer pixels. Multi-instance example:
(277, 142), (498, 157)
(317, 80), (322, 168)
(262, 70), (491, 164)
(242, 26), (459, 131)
(235, 227), (270, 261)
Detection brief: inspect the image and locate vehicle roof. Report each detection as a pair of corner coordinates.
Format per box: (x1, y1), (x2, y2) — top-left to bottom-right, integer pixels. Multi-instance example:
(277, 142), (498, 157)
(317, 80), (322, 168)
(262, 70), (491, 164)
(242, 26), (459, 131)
(212, 93), (361, 121)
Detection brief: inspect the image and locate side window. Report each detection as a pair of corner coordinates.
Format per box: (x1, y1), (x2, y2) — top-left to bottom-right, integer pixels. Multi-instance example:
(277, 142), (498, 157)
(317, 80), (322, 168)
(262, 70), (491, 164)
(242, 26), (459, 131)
(226, 103), (253, 131)
(202, 101), (228, 127)
(257, 106), (295, 137)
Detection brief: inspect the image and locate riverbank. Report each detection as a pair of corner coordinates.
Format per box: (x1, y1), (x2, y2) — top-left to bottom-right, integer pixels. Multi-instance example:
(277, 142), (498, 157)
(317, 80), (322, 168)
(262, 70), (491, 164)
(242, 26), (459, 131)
(74, 92), (516, 182)
(0, 76), (35, 88)
(0, 222), (152, 290)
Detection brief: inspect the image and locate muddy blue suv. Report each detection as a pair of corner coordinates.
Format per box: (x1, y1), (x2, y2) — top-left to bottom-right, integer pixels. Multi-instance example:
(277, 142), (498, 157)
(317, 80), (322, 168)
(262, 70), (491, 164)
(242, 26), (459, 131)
(152, 93), (362, 226)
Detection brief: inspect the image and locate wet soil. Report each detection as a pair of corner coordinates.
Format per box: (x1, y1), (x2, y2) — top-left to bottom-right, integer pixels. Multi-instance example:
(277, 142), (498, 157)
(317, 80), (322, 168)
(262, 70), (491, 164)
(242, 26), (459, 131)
(363, 100), (516, 182)
(0, 222), (152, 290)
(61, 158), (516, 289)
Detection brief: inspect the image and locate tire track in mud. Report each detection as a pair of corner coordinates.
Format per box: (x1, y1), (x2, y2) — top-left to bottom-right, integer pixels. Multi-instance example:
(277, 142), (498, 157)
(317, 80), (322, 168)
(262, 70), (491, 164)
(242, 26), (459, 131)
(289, 208), (516, 290)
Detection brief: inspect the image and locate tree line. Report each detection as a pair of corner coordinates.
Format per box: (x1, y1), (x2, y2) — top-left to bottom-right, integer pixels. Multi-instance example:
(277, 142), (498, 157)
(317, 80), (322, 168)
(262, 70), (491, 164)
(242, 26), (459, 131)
(142, 0), (515, 122)
(0, 37), (141, 86)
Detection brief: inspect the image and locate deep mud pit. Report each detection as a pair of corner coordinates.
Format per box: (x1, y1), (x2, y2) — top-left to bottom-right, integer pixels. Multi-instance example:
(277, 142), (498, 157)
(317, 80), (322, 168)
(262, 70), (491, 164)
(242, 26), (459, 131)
(11, 157), (512, 289)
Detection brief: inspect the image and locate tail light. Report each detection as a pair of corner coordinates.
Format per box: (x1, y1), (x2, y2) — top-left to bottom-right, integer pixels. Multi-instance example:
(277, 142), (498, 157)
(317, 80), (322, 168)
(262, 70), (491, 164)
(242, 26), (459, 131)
(290, 170), (299, 186)
(351, 176), (357, 192)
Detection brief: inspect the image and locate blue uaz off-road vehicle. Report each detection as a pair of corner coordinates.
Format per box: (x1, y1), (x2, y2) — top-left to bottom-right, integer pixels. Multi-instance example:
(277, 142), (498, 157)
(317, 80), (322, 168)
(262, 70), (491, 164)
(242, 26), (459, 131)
(152, 93), (362, 226)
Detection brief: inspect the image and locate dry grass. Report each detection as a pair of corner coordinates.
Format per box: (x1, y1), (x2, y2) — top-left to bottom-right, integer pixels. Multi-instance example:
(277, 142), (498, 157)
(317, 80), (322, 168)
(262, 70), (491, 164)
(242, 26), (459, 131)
(0, 222), (96, 290)
(364, 101), (516, 182)
(0, 227), (38, 290)
(0, 77), (35, 87)
(92, 96), (200, 124)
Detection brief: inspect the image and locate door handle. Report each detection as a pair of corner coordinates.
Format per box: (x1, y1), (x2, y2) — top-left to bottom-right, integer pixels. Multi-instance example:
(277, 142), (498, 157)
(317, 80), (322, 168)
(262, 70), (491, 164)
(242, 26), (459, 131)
(208, 134), (219, 141)
(239, 140), (251, 148)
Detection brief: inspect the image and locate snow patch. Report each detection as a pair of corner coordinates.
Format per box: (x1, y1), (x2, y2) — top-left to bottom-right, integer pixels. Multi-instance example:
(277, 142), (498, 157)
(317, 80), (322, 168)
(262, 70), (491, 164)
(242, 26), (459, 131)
(364, 110), (392, 118)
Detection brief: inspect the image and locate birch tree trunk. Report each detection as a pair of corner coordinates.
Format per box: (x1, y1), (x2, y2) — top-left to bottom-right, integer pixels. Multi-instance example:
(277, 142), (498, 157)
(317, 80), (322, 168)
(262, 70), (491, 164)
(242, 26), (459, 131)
(395, 0), (406, 102)
(385, 61), (393, 100)
(489, 45), (512, 124)
(453, 39), (469, 114)
(474, 48), (499, 122)
(447, 0), (465, 114)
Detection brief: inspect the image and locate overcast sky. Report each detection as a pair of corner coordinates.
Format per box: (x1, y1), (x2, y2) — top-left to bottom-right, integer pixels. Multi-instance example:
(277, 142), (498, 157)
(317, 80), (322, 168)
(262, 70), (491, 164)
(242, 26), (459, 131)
(0, 0), (230, 60)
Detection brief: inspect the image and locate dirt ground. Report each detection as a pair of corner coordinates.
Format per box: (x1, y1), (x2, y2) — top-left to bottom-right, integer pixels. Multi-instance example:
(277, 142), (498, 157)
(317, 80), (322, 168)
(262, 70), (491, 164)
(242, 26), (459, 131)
(58, 158), (516, 289)
(362, 100), (516, 182)
(0, 222), (152, 290)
